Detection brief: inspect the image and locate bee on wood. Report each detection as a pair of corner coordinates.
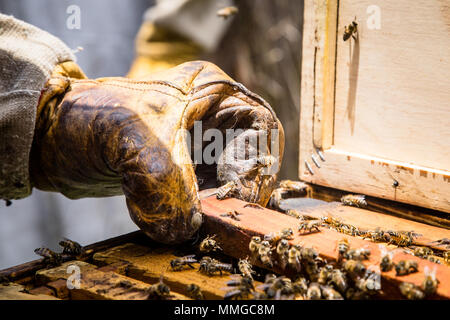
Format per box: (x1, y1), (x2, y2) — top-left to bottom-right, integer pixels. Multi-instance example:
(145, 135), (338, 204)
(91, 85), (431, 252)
(199, 235), (222, 253)
(276, 239), (290, 269)
(285, 209), (305, 220)
(169, 255), (197, 271)
(321, 215), (343, 228)
(288, 245), (302, 272)
(257, 240), (273, 268)
(413, 246), (433, 258)
(336, 238), (350, 262)
(343, 19), (358, 41)
(432, 238), (450, 249)
(329, 269), (348, 294)
(387, 230), (421, 247)
(426, 256), (441, 264)
(216, 6), (239, 19)
(320, 285), (344, 300)
(147, 276), (172, 300)
(444, 251), (450, 265)
(395, 260), (419, 276)
(279, 180), (308, 193)
(399, 282), (425, 300)
(198, 256), (233, 276)
(34, 247), (62, 266)
(379, 245), (395, 272)
(186, 284), (203, 300)
(355, 270), (381, 295)
(300, 247), (318, 262)
(59, 238), (84, 256)
(249, 236), (262, 258)
(306, 282), (322, 300)
(226, 275), (254, 291)
(224, 285), (252, 300)
(298, 220), (322, 234)
(292, 277), (309, 296)
(422, 266), (439, 296)
(343, 260), (366, 279)
(340, 194), (367, 207)
(216, 180), (237, 200)
(238, 257), (256, 279)
(318, 264), (334, 285)
(264, 228), (293, 244)
(258, 276), (293, 299)
(345, 248), (371, 261)
(363, 228), (389, 243)
(304, 259), (320, 282)
(220, 210), (241, 221)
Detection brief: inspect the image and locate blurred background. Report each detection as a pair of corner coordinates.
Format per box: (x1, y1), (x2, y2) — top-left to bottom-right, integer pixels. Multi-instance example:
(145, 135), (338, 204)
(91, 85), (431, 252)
(0, 0), (303, 269)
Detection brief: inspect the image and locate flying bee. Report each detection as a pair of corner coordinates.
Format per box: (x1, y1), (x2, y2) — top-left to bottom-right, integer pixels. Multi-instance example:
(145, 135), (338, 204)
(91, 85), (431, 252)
(288, 245), (302, 272)
(320, 285), (344, 300)
(318, 264), (334, 285)
(345, 248), (371, 261)
(216, 180), (237, 200)
(330, 269), (348, 293)
(147, 275), (172, 300)
(421, 266), (439, 296)
(279, 180), (308, 193)
(340, 194), (366, 207)
(395, 260), (419, 276)
(169, 255), (197, 271)
(306, 282), (322, 300)
(343, 19), (358, 41)
(264, 228), (294, 244)
(298, 220), (322, 234)
(399, 282), (425, 300)
(276, 239), (290, 269)
(336, 238), (350, 262)
(238, 257), (256, 279)
(186, 284), (203, 300)
(413, 246), (433, 258)
(258, 240), (273, 268)
(34, 247), (62, 266)
(343, 260), (366, 279)
(199, 235), (222, 253)
(216, 6), (239, 19)
(379, 245), (395, 272)
(59, 238), (84, 256)
(220, 210), (241, 221)
(292, 277), (309, 296)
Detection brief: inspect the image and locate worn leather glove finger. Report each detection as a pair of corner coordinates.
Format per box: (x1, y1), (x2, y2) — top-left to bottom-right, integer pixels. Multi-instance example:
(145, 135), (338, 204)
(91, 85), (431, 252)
(31, 61), (284, 244)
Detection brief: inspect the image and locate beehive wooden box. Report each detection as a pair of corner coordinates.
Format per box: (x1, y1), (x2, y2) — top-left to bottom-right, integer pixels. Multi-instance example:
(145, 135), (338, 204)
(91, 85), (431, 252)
(299, 0), (450, 213)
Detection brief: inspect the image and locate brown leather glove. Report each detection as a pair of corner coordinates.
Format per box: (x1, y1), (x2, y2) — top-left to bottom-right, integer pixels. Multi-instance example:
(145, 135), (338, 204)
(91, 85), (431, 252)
(31, 60), (284, 244)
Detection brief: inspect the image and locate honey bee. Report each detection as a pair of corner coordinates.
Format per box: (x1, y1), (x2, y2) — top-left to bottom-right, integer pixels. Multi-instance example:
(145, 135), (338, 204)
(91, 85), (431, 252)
(249, 236), (262, 258)
(421, 266), (439, 296)
(318, 264), (334, 285)
(292, 277), (309, 296)
(345, 248), (371, 261)
(224, 285), (252, 300)
(298, 220), (322, 234)
(399, 282), (425, 300)
(340, 194), (366, 207)
(306, 282), (322, 300)
(355, 270), (381, 295)
(238, 257), (256, 279)
(170, 255), (197, 271)
(395, 260), (419, 276)
(243, 203), (264, 210)
(300, 247), (318, 261)
(268, 188), (286, 210)
(226, 275), (254, 290)
(336, 238), (350, 262)
(444, 251), (449, 264)
(147, 275), (172, 300)
(343, 19), (358, 41)
(186, 284), (203, 300)
(279, 180), (308, 193)
(258, 240), (273, 268)
(363, 228), (389, 243)
(216, 180), (237, 200)
(216, 6), (239, 19)
(343, 260), (366, 279)
(379, 245), (395, 272)
(59, 238), (84, 256)
(387, 230), (421, 247)
(34, 247), (62, 266)
(199, 235), (222, 253)
(413, 246), (433, 258)
(276, 239), (290, 269)
(320, 285), (344, 300)
(220, 210), (241, 221)
(427, 256), (441, 264)
(288, 245), (302, 272)
(256, 155), (276, 168)
(258, 276), (293, 299)
(329, 269), (348, 293)
(304, 259), (320, 282)
(432, 238), (450, 249)
(321, 215), (343, 228)
(264, 228), (294, 244)
(198, 256), (233, 276)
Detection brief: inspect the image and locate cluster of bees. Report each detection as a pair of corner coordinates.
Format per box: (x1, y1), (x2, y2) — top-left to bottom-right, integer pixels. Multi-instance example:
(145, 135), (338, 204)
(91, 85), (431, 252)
(34, 238), (85, 267)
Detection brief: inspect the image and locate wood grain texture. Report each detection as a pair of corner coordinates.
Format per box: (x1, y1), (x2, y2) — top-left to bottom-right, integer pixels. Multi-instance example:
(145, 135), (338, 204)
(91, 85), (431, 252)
(201, 196), (450, 299)
(299, 0), (450, 213)
(0, 283), (59, 300)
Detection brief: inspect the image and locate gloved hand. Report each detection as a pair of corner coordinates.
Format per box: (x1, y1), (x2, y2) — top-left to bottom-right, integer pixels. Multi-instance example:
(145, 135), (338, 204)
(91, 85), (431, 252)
(31, 60), (284, 244)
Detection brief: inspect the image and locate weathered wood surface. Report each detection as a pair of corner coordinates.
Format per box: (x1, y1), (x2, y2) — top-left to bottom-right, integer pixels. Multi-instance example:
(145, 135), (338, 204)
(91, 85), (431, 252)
(201, 196), (450, 299)
(0, 283), (59, 300)
(299, 0), (450, 213)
